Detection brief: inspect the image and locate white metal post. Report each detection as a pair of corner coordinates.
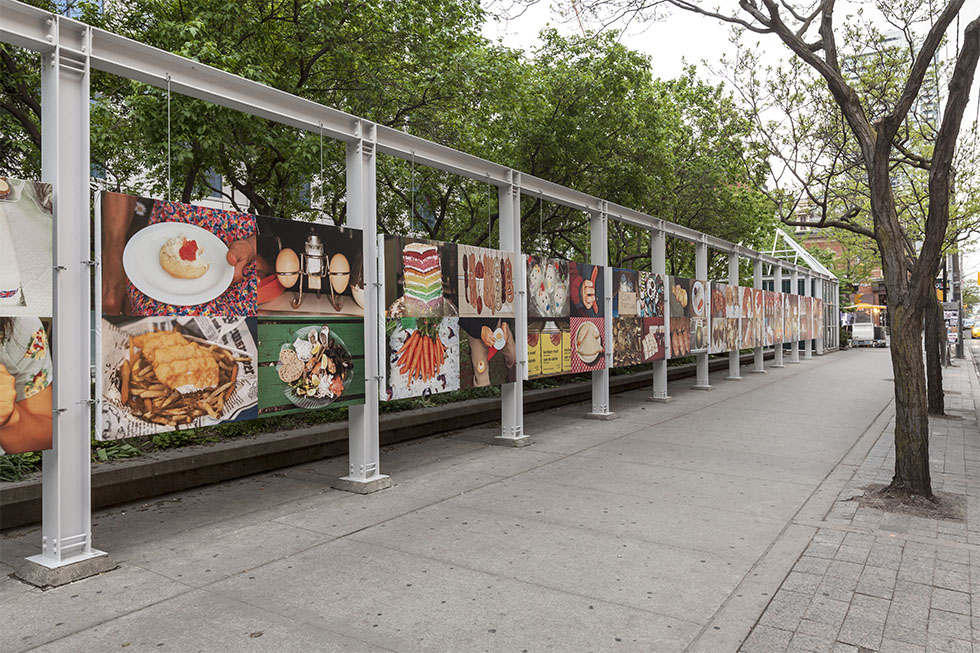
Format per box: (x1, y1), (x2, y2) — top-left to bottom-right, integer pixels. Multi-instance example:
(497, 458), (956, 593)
(336, 120), (391, 494)
(815, 278), (825, 355)
(803, 275), (813, 360)
(586, 202), (615, 420)
(752, 258), (765, 373)
(497, 172), (531, 445)
(790, 269), (801, 363)
(694, 238), (712, 390)
(772, 265), (785, 368)
(727, 252), (741, 380)
(650, 227), (671, 401)
(22, 18), (113, 585)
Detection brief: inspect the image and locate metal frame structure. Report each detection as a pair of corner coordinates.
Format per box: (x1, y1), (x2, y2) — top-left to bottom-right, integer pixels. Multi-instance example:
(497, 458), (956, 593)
(1, 0), (838, 574)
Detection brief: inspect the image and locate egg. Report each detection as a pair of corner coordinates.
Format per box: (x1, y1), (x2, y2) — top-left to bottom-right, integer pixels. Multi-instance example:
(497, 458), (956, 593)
(276, 248), (300, 288)
(329, 253), (350, 294)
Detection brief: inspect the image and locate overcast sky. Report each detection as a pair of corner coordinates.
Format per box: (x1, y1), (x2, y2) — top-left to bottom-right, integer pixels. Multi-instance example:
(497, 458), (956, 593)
(482, 1), (980, 282)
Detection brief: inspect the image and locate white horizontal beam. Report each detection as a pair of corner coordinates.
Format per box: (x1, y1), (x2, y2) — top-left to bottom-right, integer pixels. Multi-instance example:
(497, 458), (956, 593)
(0, 0), (834, 280)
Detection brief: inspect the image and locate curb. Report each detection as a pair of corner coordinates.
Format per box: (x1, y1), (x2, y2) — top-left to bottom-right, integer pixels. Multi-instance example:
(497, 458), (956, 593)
(1, 352), (773, 530)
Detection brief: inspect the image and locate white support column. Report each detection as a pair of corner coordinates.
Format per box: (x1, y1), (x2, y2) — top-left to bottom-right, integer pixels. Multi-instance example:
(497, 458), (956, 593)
(772, 265), (785, 368)
(789, 269), (801, 363)
(336, 120), (391, 494)
(586, 201), (616, 420)
(21, 19), (113, 587)
(815, 278), (825, 355)
(693, 237), (712, 390)
(803, 275), (813, 360)
(650, 226), (671, 402)
(727, 252), (742, 380)
(751, 258), (765, 373)
(497, 171), (531, 446)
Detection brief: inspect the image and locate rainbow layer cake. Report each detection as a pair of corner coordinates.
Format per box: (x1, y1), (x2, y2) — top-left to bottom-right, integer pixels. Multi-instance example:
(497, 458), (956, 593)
(403, 242), (442, 306)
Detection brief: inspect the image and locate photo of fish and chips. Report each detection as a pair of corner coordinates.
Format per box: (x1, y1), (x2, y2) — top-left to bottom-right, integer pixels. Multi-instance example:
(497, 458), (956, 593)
(527, 318), (571, 378)
(99, 192), (257, 317)
(0, 177), (53, 316)
(255, 216), (364, 317)
(569, 263), (605, 318)
(384, 317), (460, 400)
(99, 317), (257, 440)
(0, 316), (53, 455)
(570, 317), (606, 372)
(459, 317), (517, 387)
(527, 256), (570, 319)
(638, 272), (665, 318)
(257, 317), (364, 416)
(383, 237), (458, 318)
(458, 246), (518, 319)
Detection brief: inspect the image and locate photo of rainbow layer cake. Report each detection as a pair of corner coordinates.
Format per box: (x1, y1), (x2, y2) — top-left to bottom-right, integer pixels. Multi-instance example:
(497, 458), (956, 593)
(403, 242), (443, 309)
(383, 236), (458, 318)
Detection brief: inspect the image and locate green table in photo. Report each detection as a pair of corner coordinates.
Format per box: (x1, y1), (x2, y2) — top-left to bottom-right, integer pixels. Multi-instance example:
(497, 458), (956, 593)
(257, 317), (366, 416)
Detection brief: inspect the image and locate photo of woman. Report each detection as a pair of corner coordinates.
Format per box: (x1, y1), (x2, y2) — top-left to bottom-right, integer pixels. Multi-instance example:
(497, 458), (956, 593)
(0, 317), (53, 455)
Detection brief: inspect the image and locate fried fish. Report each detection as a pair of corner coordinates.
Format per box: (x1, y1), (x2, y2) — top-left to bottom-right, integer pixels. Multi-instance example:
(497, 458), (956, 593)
(132, 330), (219, 393)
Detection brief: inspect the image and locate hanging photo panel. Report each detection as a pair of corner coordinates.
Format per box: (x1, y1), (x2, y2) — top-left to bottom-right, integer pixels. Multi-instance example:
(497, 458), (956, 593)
(0, 177), (55, 456)
(257, 317), (365, 417)
(99, 316), (258, 441)
(0, 316), (54, 455)
(527, 318), (571, 379)
(383, 236), (459, 318)
(641, 317), (666, 361)
(570, 317), (606, 372)
(459, 317), (518, 387)
(1, 178), (53, 316)
(740, 286), (756, 349)
(255, 216), (364, 317)
(458, 245), (518, 318)
(569, 263), (605, 318)
(638, 271), (665, 318)
(527, 256), (570, 319)
(384, 317), (460, 400)
(773, 291), (785, 344)
(99, 192), (257, 317)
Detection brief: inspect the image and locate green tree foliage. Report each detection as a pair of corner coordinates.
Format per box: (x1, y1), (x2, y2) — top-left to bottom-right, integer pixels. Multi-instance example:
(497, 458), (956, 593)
(1, 0), (775, 265)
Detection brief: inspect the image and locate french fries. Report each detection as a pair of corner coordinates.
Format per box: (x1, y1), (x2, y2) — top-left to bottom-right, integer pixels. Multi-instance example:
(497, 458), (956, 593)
(119, 334), (246, 428)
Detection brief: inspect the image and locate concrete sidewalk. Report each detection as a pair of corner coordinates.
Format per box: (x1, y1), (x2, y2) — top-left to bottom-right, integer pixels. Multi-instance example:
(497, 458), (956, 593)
(1, 349), (897, 652)
(741, 357), (980, 653)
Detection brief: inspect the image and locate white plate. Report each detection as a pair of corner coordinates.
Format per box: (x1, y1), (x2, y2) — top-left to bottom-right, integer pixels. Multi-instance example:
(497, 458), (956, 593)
(123, 222), (234, 307)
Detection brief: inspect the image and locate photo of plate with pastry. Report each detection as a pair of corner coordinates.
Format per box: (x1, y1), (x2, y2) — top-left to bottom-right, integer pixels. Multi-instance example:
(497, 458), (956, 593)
(573, 319), (603, 366)
(122, 222), (235, 307)
(691, 280), (706, 317)
(276, 325), (354, 410)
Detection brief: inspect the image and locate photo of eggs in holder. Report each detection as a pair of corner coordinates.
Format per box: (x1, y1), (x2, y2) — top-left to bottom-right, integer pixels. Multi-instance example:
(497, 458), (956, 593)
(255, 216), (365, 316)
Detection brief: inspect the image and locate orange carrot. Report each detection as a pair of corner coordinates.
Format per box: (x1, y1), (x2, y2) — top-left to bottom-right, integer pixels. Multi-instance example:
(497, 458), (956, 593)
(408, 331), (424, 379)
(424, 337), (432, 379)
(397, 331), (418, 357)
(400, 332), (420, 366)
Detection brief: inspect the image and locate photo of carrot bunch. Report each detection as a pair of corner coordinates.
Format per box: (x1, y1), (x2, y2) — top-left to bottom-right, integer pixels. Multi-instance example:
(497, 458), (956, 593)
(395, 320), (447, 385)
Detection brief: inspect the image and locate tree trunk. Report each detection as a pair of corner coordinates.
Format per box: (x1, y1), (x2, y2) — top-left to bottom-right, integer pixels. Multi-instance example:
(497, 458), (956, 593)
(924, 293), (945, 415)
(888, 301), (933, 496)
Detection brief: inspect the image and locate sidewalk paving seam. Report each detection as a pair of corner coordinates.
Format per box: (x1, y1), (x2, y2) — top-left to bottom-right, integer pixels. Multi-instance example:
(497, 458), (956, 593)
(684, 389), (897, 652)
